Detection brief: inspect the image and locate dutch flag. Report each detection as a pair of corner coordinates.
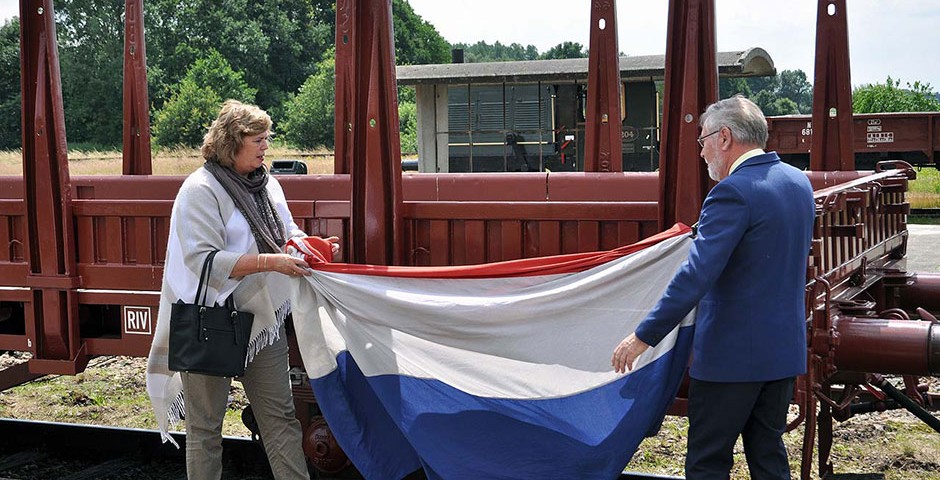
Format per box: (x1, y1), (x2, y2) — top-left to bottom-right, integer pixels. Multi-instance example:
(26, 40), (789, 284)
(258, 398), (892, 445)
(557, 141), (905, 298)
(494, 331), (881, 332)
(289, 224), (695, 479)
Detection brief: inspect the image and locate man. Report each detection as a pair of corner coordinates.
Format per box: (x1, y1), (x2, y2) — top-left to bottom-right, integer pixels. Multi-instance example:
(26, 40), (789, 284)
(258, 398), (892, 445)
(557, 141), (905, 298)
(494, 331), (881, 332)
(611, 95), (815, 479)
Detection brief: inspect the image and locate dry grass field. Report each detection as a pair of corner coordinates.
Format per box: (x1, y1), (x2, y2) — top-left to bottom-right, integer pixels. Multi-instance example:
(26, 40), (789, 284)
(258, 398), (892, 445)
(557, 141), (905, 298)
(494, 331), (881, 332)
(0, 146), (335, 176)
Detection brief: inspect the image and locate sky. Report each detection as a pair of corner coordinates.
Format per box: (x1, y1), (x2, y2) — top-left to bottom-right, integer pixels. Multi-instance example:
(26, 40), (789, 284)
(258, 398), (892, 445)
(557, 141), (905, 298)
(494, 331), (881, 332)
(405, 0), (939, 90)
(1, 1), (937, 89)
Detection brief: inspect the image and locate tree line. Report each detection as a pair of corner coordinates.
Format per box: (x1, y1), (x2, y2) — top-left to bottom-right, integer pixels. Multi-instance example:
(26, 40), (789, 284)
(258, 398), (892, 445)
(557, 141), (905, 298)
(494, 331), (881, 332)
(0, 1), (938, 153)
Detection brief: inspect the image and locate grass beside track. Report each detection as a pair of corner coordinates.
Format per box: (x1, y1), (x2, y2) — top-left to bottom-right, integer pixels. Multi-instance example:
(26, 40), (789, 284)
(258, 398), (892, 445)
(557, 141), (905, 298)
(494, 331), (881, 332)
(0, 355), (252, 438)
(910, 166), (940, 210)
(629, 411), (940, 479)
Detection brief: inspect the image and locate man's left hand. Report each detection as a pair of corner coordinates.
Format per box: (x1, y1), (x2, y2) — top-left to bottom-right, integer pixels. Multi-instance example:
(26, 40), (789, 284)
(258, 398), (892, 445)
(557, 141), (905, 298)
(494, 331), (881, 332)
(611, 333), (650, 374)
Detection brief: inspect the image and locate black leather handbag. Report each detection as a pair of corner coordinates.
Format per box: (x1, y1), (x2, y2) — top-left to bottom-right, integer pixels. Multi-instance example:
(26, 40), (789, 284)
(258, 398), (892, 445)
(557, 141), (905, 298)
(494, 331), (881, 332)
(168, 250), (255, 377)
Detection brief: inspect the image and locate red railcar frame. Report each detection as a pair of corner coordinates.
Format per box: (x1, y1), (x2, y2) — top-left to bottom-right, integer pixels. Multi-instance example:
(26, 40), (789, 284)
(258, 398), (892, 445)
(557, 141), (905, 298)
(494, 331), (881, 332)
(4, 0), (939, 478)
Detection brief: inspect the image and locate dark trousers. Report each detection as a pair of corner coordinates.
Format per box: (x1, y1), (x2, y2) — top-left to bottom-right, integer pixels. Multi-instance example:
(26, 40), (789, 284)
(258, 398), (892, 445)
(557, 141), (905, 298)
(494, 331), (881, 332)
(685, 376), (795, 480)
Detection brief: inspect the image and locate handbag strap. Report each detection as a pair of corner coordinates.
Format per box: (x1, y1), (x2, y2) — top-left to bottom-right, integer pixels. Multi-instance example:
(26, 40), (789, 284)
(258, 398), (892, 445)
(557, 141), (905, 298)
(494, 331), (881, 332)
(195, 250), (219, 307)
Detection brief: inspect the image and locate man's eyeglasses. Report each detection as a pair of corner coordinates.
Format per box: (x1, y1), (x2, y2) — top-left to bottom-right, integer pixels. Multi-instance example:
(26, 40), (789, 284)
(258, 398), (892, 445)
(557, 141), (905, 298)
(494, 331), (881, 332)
(696, 128), (721, 148)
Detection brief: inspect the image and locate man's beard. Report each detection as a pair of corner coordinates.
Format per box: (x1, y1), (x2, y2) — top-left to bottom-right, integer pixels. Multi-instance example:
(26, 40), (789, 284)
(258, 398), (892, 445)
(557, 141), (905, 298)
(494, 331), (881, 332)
(707, 161), (721, 181)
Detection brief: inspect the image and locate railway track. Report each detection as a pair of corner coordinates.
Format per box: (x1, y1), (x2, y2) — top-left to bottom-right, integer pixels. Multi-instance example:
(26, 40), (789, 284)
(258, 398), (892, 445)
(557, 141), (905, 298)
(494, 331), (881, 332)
(0, 418), (684, 480)
(0, 419), (271, 479)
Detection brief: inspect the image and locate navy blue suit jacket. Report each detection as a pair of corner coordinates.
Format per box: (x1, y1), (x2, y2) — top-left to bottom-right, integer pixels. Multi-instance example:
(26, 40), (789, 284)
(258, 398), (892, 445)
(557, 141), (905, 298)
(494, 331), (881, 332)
(635, 152), (815, 382)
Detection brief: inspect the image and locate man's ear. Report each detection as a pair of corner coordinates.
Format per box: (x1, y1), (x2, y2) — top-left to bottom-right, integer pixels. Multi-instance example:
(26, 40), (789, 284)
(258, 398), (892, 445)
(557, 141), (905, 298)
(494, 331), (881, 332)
(719, 127), (732, 151)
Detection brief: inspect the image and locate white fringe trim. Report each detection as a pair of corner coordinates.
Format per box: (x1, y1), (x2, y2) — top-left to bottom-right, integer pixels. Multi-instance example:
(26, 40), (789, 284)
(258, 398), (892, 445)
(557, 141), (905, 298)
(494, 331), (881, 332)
(162, 390), (185, 448)
(245, 299), (291, 367)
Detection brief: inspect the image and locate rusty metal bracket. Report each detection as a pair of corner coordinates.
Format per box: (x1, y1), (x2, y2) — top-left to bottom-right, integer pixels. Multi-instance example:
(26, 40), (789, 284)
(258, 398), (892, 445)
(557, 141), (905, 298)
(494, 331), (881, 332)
(814, 382), (861, 414)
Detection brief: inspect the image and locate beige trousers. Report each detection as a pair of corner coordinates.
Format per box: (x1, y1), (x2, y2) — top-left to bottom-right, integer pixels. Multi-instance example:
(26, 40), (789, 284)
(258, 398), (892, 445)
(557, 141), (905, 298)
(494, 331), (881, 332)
(181, 327), (309, 480)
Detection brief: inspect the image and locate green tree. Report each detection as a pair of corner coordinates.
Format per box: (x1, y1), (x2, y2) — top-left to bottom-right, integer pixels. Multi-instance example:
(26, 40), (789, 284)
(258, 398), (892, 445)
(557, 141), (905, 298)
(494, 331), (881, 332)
(744, 74), (779, 97)
(144, 0), (333, 117)
(454, 40), (541, 63)
(0, 17), (20, 151)
(144, 0), (443, 120)
(539, 41), (587, 60)
(281, 51), (417, 152)
(853, 77), (940, 113)
(144, 0), (268, 112)
(282, 53), (336, 150)
(398, 100), (417, 154)
(719, 77), (753, 99)
(54, 0), (125, 148)
(778, 69), (812, 113)
(152, 80), (223, 148)
(392, 0), (450, 65)
(185, 50), (258, 105)
(720, 69), (812, 115)
(247, 0), (334, 111)
(152, 50), (256, 148)
(753, 90), (799, 116)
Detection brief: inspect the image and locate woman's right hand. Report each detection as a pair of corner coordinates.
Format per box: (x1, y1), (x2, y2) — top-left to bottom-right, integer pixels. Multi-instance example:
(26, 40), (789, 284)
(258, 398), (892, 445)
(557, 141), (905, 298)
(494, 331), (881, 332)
(258, 253), (311, 277)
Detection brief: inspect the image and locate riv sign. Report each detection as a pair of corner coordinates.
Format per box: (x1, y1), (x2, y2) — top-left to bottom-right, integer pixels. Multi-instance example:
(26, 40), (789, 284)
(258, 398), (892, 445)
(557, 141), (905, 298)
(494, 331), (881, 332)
(123, 306), (153, 335)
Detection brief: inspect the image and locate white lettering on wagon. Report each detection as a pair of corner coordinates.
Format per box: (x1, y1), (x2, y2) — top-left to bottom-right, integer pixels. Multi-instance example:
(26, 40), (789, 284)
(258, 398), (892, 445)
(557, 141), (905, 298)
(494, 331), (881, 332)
(123, 306), (152, 335)
(866, 132), (894, 144)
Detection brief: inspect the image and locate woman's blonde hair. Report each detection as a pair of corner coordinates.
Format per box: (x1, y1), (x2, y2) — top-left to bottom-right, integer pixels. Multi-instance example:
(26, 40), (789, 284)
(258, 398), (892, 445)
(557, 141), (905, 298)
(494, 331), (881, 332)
(201, 100), (272, 168)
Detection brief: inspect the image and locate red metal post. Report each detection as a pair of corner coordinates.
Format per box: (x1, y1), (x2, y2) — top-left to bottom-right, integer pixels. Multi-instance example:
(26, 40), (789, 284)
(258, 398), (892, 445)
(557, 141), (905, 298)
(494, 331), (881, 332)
(18, 0), (87, 374)
(583, 0), (622, 172)
(334, 0), (356, 175)
(122, 0), (152, 175)
(658, 0), (717, 229)
(334, 0), (403, 266)
(809, 0), (855, 171)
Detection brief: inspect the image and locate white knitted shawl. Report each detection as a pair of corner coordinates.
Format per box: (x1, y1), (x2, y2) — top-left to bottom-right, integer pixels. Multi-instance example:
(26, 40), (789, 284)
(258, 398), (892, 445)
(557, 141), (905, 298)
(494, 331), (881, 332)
(146, 167), (304, 446)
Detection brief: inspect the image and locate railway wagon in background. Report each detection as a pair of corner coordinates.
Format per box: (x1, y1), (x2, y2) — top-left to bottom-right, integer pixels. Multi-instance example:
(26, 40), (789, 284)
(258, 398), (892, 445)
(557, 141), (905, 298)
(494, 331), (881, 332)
(767, 111), (940, 170)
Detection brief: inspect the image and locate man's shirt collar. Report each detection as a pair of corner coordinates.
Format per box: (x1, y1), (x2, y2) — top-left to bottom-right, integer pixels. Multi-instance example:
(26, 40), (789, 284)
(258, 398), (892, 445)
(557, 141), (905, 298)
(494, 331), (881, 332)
(728, 148), (765, 174)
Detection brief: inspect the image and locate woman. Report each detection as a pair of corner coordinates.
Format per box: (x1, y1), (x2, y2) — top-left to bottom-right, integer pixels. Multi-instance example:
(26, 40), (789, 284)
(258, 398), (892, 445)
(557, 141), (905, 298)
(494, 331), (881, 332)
(147, 100), (336, 479)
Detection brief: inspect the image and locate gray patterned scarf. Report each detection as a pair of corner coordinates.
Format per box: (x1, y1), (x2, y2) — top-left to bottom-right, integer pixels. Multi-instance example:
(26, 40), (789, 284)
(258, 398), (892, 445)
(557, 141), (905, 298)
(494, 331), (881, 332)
(204, 161), (285, 253)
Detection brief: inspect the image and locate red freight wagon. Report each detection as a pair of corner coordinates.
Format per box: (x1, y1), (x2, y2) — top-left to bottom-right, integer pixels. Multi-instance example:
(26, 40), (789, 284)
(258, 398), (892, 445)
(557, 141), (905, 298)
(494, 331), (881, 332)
(767, 112), (940, 170)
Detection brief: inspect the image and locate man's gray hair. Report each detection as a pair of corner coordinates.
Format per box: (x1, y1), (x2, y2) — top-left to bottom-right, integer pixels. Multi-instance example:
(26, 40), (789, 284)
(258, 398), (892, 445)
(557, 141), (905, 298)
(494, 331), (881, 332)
(699, 95), (768, 148)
